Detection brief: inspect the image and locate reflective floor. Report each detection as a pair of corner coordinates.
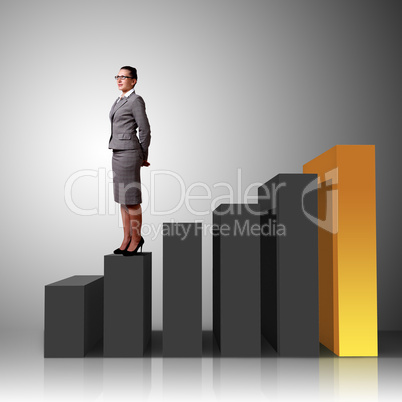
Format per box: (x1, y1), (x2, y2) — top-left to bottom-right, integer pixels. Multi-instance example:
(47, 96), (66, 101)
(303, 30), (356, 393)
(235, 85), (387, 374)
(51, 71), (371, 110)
(0, 330), (401, 401)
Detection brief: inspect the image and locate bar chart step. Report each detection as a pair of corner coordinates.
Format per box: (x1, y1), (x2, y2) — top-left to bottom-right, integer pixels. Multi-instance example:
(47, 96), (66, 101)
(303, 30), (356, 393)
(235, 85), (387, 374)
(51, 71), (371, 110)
(163, 223), (202, 357)
(213, 203), (261, 357)
(103, 253), (152, 357)
(44, 275), (104, 357)
(259, 173), (319, 357)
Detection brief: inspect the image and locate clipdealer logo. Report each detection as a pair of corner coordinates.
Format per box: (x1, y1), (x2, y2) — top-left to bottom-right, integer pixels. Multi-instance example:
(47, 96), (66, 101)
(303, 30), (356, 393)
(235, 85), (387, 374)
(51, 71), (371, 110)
(64, 167), (337, 234)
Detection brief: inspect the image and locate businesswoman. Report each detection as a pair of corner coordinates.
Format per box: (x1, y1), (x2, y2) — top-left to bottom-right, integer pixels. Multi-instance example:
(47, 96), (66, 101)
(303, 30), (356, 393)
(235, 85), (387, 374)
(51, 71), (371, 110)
(109, 66), (151, 256)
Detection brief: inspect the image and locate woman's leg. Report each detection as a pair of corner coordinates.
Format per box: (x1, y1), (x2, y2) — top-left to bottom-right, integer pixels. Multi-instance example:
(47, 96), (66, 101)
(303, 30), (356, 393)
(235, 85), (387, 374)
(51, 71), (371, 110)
(126, 204), (142, 251)
(119, 204), (132, 250)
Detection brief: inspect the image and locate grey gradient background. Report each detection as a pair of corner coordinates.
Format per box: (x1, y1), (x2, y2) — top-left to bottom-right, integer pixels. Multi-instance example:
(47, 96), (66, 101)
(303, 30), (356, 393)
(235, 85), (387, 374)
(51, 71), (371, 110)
(0, 0), (401, 336)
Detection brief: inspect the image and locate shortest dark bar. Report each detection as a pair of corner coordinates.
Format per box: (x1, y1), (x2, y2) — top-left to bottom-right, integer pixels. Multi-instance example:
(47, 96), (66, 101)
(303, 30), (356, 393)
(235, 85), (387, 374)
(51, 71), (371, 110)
(44, 275), (104, 357)
(104, 253), (152, 357)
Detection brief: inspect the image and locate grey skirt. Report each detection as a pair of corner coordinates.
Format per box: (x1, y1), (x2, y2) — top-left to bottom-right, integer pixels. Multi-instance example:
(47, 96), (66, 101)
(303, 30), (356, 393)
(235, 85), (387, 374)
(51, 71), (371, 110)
(112, 149), (143, 205)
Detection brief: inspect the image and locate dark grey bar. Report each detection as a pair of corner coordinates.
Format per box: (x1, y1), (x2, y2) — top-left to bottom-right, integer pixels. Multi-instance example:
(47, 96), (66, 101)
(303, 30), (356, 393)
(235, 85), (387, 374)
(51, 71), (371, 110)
(163, 223), (202, 357)
(213, 204), (261, 357)
(259, 173), (319, 357)
(103, 253), (152, 357)
(44, 275), (104, 357)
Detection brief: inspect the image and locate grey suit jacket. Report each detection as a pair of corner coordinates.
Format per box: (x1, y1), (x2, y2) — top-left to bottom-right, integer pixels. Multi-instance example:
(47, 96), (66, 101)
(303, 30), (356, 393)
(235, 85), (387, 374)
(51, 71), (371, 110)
(108, 90), (151, 161)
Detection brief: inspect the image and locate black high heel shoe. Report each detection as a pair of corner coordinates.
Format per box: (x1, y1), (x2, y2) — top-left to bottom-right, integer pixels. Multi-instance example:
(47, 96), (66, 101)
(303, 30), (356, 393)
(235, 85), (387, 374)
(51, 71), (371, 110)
(122, 236), (144, 256)
(113, 238), (131, 255)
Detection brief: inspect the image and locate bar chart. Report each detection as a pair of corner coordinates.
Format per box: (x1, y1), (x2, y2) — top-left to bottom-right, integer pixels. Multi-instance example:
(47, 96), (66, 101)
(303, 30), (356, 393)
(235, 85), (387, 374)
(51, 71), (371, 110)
(44, 145), (379, 358)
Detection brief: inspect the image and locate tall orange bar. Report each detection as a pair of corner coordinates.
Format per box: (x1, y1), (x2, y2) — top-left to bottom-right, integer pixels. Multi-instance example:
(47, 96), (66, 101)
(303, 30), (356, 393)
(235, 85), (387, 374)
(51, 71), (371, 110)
(303, 145), (377, 356)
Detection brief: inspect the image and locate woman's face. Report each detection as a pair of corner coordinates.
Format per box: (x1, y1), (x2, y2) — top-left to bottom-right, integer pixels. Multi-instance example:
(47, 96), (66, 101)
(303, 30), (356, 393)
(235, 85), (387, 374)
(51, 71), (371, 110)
(116, 69), (136, 94)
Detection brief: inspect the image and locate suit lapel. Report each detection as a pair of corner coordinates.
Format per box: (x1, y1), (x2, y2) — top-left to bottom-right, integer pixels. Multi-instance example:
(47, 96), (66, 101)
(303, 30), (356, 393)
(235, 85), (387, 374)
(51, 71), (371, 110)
(109, 99), (119, 120)
(110, 97), (129, 120)
(109, 90), (135, 120)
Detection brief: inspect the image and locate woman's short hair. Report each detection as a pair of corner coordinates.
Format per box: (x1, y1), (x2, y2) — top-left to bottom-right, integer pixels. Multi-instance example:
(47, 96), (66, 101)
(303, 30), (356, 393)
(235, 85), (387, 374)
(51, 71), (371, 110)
(120, 66), (138, 81)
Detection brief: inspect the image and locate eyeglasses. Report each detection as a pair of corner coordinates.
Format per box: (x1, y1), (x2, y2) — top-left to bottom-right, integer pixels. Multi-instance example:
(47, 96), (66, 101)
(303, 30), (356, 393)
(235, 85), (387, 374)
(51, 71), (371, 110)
(114, 75), (133, 80)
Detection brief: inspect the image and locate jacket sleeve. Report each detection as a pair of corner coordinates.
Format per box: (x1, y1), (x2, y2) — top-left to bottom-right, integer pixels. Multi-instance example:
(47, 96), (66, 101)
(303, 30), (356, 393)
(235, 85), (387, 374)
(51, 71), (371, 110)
(132, 96), (151, 161)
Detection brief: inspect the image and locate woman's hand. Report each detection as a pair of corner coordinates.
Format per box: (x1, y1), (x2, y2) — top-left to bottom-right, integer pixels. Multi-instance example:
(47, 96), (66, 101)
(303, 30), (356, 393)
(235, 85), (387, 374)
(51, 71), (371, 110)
(142, 161), (150, 167)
